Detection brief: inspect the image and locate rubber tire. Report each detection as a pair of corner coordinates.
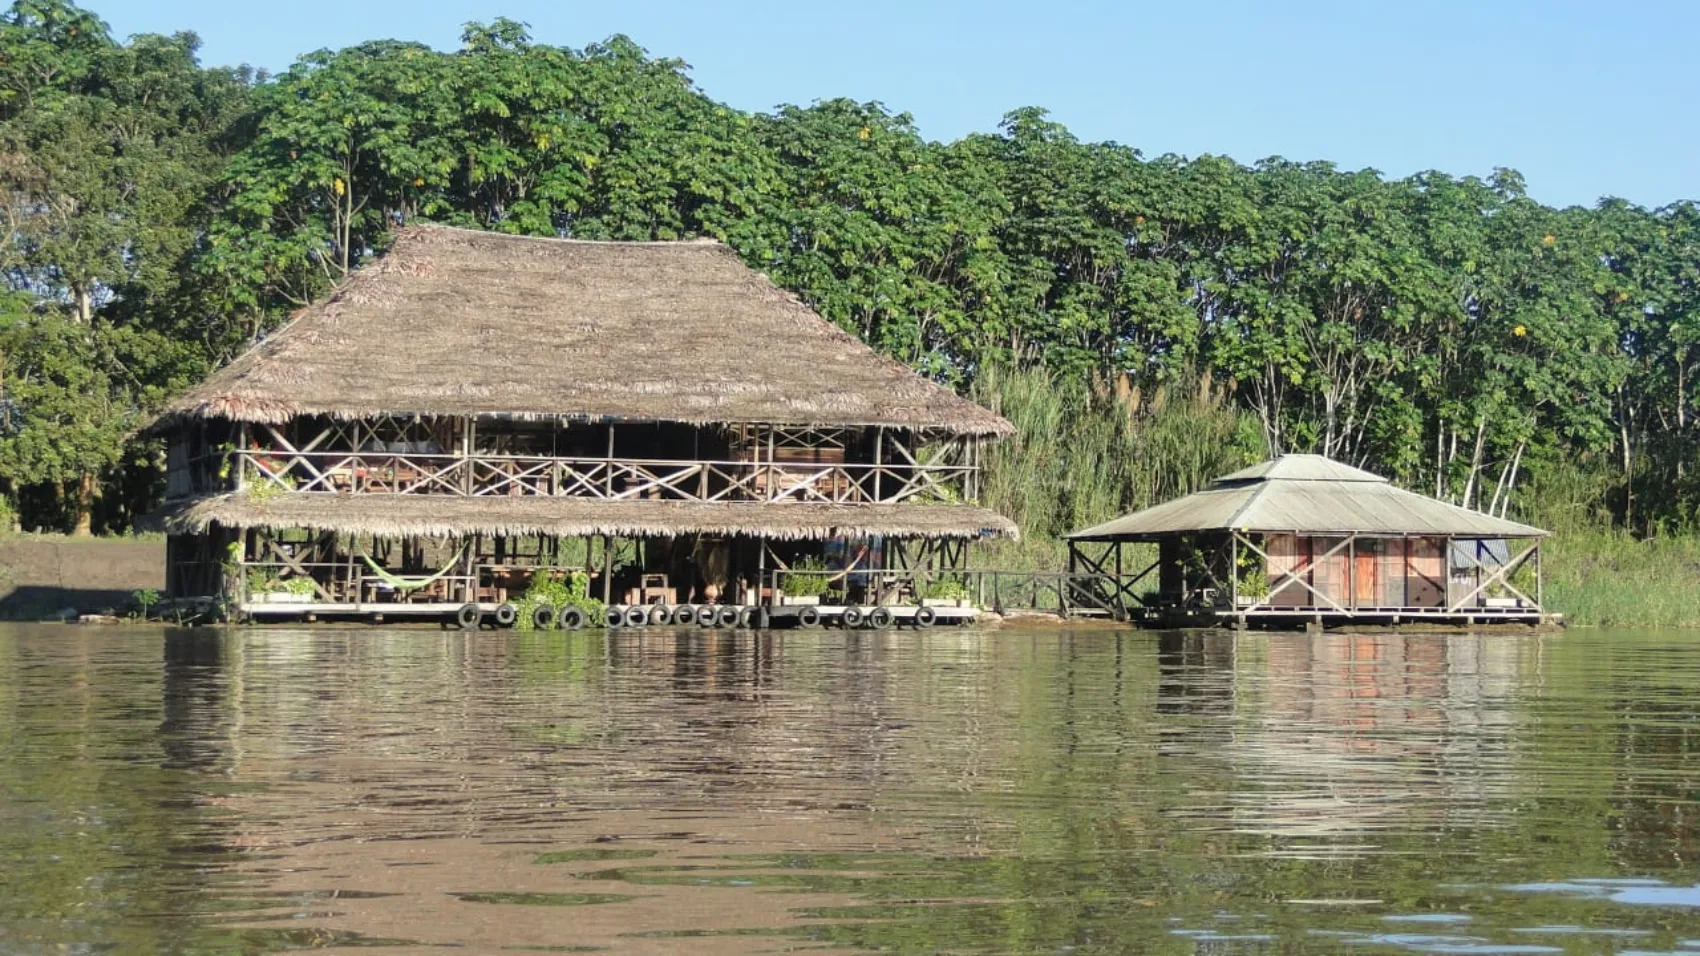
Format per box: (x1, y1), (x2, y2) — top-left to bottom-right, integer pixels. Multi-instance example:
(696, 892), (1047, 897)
(867, 607), (893, 630)
(695, 605), (718, 628)
(795, 606), (820, 628)
(530, 604), (555, 630)
(648, 604), (672, 627)
(737, 606), (759, 630)
(623, 605), (650, 628)
(455, 603), (482, 630)
(605, 606), (626, 628)
(715, 605), (741, 628)
(913, 606), (937, 628)
(671, 604), (696, 627)
(493, 603), (518, 628)
(840, 606), (865, 629)
(557, 606), (586, 631)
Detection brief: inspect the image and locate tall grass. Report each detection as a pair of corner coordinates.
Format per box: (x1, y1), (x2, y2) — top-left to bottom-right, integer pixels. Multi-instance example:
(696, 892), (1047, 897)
(971, 366), (1264, 571)
(1513, 458), (1700, 627)
(972, 366), (1265, 543)
(1543, 530), (1700, 628)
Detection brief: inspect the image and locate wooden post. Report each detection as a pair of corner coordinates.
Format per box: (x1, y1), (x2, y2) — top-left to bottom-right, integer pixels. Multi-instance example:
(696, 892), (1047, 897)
(873, 427), (884, 502)
(757, 536), (768, 608)
(1114, 541), (1125, 615)
(1230, 533), (1240, 610)
(1063, 541), (1077, 618)
(766, 426), (777, 501)
(601, 535), (613, 605)
(1535, 541), (1544, 613)
(234, 422), (250, 491)
(604, 424), (616, 497)
(1347, 535), (1357, 613)
(463, 534), (476, 604)
(966, 438), (977, 503)
(234, 528), (250, 613)
(461, 416), (474, 496)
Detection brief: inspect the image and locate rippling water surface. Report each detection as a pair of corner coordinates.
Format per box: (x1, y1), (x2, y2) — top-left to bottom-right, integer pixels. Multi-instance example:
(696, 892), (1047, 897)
(4, 626), (1700, 953)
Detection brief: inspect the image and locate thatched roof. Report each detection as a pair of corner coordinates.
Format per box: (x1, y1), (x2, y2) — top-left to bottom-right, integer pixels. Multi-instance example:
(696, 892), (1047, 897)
(1068, 454), (1548, 541)
(147, 494), (1018, 542)
(157, 224), (1011, 436)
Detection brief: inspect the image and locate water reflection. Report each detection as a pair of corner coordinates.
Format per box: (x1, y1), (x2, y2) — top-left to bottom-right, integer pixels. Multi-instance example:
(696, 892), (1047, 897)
(1, 625), (1699, 952)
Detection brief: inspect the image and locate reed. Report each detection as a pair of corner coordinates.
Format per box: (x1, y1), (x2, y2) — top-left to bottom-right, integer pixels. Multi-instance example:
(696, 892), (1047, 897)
(1544, 529), (1700, 628)
(970, 366), (1264, 541)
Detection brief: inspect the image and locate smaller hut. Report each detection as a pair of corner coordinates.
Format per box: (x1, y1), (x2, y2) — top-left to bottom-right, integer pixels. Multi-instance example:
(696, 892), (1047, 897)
(1066, 455), (1550, 627)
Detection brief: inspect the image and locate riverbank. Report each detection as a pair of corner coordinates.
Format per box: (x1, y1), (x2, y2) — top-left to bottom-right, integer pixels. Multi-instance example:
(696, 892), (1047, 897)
(0, 535), (162, 619)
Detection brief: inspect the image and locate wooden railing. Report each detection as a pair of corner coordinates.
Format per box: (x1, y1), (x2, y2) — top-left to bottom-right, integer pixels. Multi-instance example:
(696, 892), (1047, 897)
(234, 450), (975, 505)
(768, 568), (1154, 617)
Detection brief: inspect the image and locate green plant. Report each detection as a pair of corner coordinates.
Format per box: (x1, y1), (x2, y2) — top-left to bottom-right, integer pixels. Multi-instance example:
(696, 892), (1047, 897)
(244, 569), (316, 597)
(781, 556), (832, 598)
(129, 588), (161, 619)
(514, 569), (605, 631)
(1238, 567), (1269, 600)
(282, 576), (317, 596)
(243, 474), (293, 503)
(919, 578), (970, 602)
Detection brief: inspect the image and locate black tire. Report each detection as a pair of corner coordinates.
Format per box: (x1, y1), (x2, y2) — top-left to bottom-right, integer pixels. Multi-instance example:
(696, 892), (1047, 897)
(867, 607), (893, 629)
(530, 603), (555, 630)
(796, 606), (820, 628)
(715, 605), (741, 628)
(558, 606), (586, 631)
(455, 603), (482, 630)
(671, 604), (696, 627)
(913, 606), (937, 628)
(695, 605), (718, 628)
(648, 604), (672, 627)
(840, 606), (864, 629)
(623, 605), (650, 628)
(493, 603), (518, 628)
(737, 606), (759, 630)
(605, 606), (626, 628)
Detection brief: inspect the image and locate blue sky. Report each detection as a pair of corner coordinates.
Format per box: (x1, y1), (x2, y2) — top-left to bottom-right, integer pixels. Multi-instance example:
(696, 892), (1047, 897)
(92, 0), (1694, 209)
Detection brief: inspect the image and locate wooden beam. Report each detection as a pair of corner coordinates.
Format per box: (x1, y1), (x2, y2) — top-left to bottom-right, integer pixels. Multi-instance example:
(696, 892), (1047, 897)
(1237, 532), (1352, 614)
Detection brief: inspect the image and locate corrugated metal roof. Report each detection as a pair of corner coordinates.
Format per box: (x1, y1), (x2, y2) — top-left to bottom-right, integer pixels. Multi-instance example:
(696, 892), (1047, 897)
(1067, 455), (1548, 540)
(1214, 454), (1386, 484)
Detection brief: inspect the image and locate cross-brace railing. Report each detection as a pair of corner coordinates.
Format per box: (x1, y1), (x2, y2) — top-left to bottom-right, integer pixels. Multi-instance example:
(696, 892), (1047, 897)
(234, 449), (974, 504)
(1447, 540), (1541, 612)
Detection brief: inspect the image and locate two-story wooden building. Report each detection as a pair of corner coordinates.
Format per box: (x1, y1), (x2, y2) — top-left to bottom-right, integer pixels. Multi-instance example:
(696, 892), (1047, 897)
(146, 225), (1015, 627)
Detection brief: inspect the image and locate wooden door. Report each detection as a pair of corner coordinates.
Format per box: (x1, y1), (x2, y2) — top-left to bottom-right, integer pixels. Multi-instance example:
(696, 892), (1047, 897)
(1406, 536), (1445, 607)
(1265, 534), (1304, 607)
(1353, 539), (1379, 607)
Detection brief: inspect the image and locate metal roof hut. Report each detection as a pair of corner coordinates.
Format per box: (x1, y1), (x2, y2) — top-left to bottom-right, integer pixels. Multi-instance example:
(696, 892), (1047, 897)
(1065, 454), (1550, 627)
(146, 224), (1015, 626)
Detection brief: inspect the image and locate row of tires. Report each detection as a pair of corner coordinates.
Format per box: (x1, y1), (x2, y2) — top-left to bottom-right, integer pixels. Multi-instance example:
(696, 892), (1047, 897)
(452, 602), (943, 630)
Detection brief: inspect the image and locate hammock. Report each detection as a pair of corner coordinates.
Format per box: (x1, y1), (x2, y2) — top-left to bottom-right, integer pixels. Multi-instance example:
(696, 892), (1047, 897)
(361, 545), (466, 593)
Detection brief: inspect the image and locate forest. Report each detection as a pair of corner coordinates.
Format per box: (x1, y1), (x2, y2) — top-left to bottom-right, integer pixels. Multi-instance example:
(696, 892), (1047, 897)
(1, 0), (1695, 553)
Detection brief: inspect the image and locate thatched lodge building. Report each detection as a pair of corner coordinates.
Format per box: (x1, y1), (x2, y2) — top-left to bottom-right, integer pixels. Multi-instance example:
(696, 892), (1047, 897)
(147, 224), (1015, 627)
(1065, 455), (1550, 628)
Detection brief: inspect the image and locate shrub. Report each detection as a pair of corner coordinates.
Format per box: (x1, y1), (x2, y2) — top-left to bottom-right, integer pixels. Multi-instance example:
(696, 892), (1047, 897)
(781, 556), (832, 598)
(515, 569), (605, 631)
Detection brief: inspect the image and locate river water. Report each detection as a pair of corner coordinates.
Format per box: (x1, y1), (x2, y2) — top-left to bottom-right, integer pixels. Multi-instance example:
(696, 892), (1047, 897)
(3, 626), (1700, 954)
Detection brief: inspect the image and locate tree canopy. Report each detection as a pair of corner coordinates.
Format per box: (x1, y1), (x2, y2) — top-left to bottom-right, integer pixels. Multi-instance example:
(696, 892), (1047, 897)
(0, 0), (1695, 536)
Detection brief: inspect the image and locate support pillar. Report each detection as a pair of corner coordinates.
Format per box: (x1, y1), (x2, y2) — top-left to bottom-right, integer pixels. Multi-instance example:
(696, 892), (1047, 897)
(601, 535), (614, 605)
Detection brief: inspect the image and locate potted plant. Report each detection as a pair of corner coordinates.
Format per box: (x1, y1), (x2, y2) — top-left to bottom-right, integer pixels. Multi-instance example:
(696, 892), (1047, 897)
(780, 557), (831, 606)
(920, 578), (973, 608)
(248, 570), (317, 603)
